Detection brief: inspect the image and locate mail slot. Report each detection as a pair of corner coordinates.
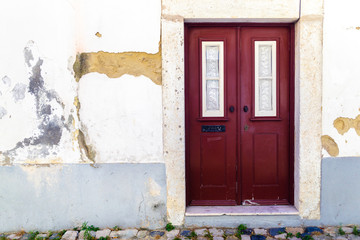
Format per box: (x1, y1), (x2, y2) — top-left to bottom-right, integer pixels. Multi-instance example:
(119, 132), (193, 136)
(201, 125), (226, 132)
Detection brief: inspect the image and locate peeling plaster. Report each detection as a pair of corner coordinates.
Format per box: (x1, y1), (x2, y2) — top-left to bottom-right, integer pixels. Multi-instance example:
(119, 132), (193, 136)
(321, 135), (339, 157)
(77, 129), (96, 164)
(1, 41), (72, 163)
(72, 96), (96, 164)
(333, 115), (360, 136)
(148, 177), (161, 197)
(0, 106), (7, 119)
(73, 43), (162, 85)
(2, 76), (11, 87)
(162, 14), (184, 22)
(0, 152), (11, 165)
(12, 83), (27, 102)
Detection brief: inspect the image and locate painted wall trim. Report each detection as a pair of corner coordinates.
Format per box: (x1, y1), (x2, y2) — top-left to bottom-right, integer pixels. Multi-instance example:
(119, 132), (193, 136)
(184, 18), (300, 23)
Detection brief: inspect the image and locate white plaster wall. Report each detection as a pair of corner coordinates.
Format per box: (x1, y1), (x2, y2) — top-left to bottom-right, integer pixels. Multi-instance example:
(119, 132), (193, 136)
(78, 73), (163, 163)
(76, 0), (160, 53)
(322, 0), (360, 157)
(75, 0), (162, 163)
(0, 0), (80, 164)
(0, 0), (162, 165)
(162, 0), (299, 22)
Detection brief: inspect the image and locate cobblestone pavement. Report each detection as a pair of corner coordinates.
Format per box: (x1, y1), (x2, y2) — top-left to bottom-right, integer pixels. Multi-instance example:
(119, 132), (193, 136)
(1, 225), (360, 240)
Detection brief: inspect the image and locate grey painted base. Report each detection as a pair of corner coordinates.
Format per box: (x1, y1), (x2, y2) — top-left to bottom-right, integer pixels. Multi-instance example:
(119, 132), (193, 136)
(0, 163), (166, 232)
(185, 157), (360, 227)
(1, 157), (359, 231)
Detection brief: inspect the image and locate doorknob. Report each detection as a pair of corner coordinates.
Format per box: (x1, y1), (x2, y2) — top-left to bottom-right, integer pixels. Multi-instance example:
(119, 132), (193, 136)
(243, 106), (249, 112)
(229, 106), (235, 113)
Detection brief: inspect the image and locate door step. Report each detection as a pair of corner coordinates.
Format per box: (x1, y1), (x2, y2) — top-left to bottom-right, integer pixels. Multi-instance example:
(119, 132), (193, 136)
(185, 205), (299, 216)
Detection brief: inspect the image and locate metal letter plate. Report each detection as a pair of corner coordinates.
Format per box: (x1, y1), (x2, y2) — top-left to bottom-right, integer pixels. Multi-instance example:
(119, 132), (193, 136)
(202, 125), (226, 132)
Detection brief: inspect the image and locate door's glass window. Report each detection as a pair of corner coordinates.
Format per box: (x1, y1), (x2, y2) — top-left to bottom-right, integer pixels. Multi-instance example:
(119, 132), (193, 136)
(254, 41), (277, 117)
(202, 41), (224, 117)
(206, 79), (219, 110)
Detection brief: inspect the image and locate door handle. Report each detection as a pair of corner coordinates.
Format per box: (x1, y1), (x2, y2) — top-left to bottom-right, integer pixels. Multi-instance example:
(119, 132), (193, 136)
(243, 106), (249, 112)
(229, 106), (235, 113)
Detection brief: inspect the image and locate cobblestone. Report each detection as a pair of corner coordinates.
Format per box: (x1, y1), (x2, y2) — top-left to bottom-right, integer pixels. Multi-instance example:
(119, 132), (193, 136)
(241, 235), (251, 240)
(7, 234), (22, 240)
(195, 228), (208, 236)
(79, 231), (96, 240)
(342, 227), (354, 234)
(224, 229), (236, 236)
(209, 228), (224, 237)
(35, 234), (48, 240)
(61, 231), (78, 240)
(305, 227), (324, 235)
(19, 234), (31, 240)
(197, 237), (208, 240)
(324, 226), (337, 235)
(165, 229), (179, 239)
(49, 233), (61, 240)
(269, 228), (286, 237)
(213, 237), (224, 240)
(179, 230), (191, 237)
(254, 228), (268, 235)
(286, 227), (305, 235)
(226, 236), (238, 240)
(95, 229), (111, 239)
(1, 224), (360, 240)
(136, 230), (148, 238)
(274, 233), (287, 239)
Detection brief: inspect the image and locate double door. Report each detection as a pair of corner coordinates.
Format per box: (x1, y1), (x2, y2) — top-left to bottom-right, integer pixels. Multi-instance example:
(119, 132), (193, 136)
(185, 25), (293, 205)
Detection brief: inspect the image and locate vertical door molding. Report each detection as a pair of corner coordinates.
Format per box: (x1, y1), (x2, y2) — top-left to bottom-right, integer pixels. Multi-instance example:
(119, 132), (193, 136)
(293, 0), (324, 219)
(162, 18), (186, 225)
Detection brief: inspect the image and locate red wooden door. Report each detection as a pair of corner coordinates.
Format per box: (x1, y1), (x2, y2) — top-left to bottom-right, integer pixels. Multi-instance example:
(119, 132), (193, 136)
(185, 25), (292, 206)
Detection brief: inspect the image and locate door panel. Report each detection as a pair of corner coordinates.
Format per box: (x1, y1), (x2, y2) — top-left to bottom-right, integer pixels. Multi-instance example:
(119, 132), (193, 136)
(200, 135), (227, 186)
(239, 27), (290, 204)
(186, 25), (292, 206)
(253, 133), (279, 185)
(187, 27), (237, 205)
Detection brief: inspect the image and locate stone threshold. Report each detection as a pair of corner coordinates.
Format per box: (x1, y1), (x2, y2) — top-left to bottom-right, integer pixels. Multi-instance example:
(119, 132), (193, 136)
(185, 205), (299, 216)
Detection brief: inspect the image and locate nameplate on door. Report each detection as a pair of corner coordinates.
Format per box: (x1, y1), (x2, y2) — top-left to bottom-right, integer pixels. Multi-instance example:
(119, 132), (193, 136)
(201, 125), (226, 132)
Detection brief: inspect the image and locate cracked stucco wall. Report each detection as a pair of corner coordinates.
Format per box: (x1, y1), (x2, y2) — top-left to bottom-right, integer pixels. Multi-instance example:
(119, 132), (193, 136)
(0, 0), (164, 231)
(0, 1), (80, 165)
(0, 0), (162, 165)
(321, 0), (360, 157)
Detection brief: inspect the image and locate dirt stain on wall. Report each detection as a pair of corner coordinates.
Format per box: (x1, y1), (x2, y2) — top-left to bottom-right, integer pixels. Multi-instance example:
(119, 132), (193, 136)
(73, 43), (161, 85)
(321, 135), (339, 157)
(333, 115), (360, 136)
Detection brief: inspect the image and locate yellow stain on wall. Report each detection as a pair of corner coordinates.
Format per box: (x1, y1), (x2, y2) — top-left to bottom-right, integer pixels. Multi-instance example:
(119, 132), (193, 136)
(73, 43), (161, 85)
(321, 135), (339, 157)
(24, 157), (63, 165)
(333, 115), (360, 136)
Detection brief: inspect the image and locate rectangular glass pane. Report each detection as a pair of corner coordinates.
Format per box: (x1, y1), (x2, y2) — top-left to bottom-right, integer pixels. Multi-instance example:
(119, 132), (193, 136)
(259, 78), (272, 111)
(206, 80), (219, 110)
(258, 45), (272, 78)
(202, 41), (224, 117)
(206, 46), (219, 78)
(254, 41), (277, 117)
